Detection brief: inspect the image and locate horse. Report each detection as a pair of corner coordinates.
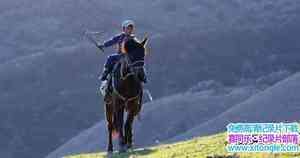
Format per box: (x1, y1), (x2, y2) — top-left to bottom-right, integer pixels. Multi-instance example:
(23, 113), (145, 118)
(104, 37), (148, 155)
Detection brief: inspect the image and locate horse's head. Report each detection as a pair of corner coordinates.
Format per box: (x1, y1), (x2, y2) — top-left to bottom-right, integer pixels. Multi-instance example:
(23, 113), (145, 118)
(124, 37), (148, 59)
(118, 37), (148, 80)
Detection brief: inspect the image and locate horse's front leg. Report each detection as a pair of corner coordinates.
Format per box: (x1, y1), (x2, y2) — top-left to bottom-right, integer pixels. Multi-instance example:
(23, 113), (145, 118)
(105, 102), (114, 153)
(125, 112), (135, 149)
(115, 105), (126, 153)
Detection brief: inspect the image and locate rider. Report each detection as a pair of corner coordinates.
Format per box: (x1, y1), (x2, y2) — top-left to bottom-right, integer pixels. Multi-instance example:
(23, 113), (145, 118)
(97, 20), (147, 97)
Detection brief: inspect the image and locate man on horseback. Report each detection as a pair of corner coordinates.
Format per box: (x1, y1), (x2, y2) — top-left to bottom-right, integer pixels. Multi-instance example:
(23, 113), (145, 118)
(97, 20), (147, 98)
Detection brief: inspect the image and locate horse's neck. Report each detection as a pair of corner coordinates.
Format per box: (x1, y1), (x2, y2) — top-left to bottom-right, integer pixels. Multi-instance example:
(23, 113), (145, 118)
(114, 56), (142, 98)
(115, 72), (141, 98)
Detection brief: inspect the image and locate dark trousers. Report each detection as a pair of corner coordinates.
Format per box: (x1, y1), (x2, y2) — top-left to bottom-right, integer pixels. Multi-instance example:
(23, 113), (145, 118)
(100, 53), (122, 81)
(105, 54), (122, 71)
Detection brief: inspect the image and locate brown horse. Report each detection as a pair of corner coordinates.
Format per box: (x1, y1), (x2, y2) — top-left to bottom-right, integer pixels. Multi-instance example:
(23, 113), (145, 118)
(104, 37), (148, 155)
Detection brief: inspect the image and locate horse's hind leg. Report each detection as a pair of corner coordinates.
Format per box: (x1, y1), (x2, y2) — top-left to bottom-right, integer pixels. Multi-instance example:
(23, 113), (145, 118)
(125, 112), (135, 149)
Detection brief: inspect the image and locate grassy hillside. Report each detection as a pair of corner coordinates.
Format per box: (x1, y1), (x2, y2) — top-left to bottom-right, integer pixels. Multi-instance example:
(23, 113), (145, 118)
(2, 0), (300, 157)
(63, 133), (300, 158)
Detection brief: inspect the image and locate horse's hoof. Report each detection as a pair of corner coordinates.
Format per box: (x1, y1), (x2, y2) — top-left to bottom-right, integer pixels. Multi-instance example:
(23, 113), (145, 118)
(126, 144), (133, 151)
(118, 149), (126, 154)
(107, 151), (113, 158)
(118, 145), (127, 153)
(126, 147), (134, 153)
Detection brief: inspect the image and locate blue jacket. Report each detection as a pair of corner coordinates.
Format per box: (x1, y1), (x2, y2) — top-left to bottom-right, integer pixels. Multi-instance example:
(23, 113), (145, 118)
(103, 33), (135, 53)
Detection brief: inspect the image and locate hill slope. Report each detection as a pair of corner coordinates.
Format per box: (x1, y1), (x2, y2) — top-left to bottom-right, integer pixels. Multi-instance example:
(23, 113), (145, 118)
(169, 72), (300, 142)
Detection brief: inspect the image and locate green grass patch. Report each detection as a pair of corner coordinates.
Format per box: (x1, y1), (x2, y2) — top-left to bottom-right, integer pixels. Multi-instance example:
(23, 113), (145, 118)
(64, 133), (300, 158)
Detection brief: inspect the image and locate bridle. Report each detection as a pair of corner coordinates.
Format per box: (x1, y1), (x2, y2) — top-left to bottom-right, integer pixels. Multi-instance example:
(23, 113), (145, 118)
(120, 58), (145, 81)
(111, 55), (143, 107)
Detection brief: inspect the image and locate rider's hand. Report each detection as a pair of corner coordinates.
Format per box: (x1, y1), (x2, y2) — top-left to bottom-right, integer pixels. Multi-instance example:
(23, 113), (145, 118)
(97, 43), (105, 50)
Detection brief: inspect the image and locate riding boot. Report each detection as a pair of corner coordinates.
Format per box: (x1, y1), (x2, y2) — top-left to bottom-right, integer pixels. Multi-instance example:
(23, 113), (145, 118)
(100, 80), (108, 95)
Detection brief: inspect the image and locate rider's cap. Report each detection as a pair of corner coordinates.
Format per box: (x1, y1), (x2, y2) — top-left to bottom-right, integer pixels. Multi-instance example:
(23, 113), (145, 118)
(122, 20), (135, 28)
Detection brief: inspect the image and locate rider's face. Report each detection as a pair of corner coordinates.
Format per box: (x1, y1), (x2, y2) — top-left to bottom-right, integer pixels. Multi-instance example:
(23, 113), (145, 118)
(124, 25), (134, 34)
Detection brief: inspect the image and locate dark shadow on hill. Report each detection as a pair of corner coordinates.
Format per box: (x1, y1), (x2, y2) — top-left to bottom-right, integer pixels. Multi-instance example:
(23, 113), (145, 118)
(105, 148), (154, 158)
(68, 148), (155, 158)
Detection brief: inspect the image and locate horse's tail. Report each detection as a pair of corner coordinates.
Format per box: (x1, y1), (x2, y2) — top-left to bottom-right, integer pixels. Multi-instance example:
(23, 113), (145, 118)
(143, 89), (153, 102)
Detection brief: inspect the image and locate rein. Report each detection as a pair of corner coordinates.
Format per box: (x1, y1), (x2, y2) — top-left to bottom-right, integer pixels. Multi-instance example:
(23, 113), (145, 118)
(111, 55), (143, 108)
(112, 74), (141, 108)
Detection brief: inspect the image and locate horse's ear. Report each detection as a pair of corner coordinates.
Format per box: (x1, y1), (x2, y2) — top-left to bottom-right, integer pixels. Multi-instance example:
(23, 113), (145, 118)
(141, 33), (149, 46)
(141, 37), (148, 46)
